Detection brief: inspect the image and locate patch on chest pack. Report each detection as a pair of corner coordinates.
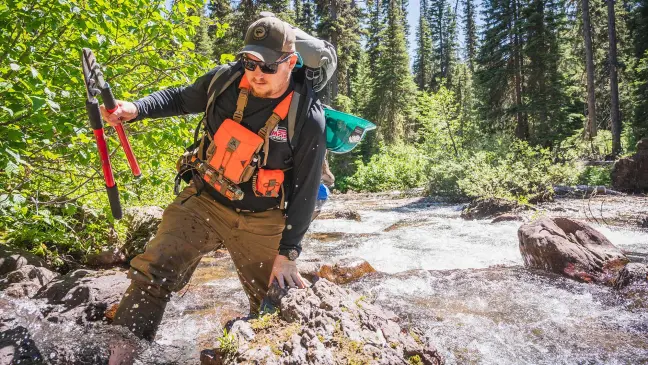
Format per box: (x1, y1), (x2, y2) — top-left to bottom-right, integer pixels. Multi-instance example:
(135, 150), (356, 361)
(269, 126), (288, 143)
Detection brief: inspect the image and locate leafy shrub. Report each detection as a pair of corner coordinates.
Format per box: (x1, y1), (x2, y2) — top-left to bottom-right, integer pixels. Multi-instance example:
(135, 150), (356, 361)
(576, 165), (612, 186)
(346, 144), (428, 192)
(426, 140), (576, 203)
(0, 194), (117, 268)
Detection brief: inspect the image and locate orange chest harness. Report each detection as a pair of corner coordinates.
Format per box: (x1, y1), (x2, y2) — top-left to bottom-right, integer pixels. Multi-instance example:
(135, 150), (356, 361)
(190, 76), (294, 204)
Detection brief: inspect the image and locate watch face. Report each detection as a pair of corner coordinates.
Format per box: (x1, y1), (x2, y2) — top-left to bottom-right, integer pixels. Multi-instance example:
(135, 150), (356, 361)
(288, 249), (299, 261)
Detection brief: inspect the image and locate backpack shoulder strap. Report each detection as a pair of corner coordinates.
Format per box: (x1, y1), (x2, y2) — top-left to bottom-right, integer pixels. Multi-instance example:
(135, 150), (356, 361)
(287, 69), (317, 151)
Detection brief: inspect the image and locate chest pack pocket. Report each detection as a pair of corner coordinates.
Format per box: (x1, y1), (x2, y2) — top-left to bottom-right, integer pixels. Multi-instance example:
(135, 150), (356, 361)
(179, 75), (294, 203)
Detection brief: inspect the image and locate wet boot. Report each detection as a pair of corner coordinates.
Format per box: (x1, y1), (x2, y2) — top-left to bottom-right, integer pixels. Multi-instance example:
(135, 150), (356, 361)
(112, 282), (169, 341)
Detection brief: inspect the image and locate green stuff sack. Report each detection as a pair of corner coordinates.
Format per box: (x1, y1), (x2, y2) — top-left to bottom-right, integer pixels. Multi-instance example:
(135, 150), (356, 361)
(324, 108), (376, 154)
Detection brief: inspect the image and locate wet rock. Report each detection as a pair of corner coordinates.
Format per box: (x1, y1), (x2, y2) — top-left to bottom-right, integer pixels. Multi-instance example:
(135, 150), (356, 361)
(611, 138), (648, 193)
(298, 257), (377, 285)
(318, 209), (362, 221)
(461, 198), (522, 220)
(612, 263), (648, 290)
(205, 279), (444, 364)
(0, 246), (48, 276)
(491, 214), (525, 223)
(121, 206), (163, 260)
(34, 269), (129, 323)
(201, 349), (225, 365)
(86, 247), (127, 267)
(518, 218), (628, 284)
(0, 265), (58, 298)
(640, 216), (648, 229)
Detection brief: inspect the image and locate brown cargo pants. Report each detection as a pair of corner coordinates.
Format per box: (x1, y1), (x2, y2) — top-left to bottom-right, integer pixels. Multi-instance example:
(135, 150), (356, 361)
(112, 185), (285, 340)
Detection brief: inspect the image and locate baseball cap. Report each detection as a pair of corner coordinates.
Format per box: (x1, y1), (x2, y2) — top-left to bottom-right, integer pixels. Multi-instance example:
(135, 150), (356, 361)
(239, 14), (296, 62)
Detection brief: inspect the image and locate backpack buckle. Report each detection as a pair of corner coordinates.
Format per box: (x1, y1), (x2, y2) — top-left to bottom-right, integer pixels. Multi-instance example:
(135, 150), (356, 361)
(305, 68), (321, 81)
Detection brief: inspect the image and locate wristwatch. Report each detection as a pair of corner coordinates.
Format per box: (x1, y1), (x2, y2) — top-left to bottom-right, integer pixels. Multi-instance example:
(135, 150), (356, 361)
(279, 248), (299, 261)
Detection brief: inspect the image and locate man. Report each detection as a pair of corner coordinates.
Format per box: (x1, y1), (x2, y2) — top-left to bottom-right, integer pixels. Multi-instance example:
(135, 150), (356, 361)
(101, 16), (326, 341)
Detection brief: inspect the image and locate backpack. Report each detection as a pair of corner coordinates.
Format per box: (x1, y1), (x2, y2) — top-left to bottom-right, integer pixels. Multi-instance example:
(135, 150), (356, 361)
(174, 22), (337, 194)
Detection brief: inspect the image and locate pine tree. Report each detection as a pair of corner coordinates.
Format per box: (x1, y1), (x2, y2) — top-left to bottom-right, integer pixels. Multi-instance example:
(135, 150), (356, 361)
(464, 0), (477, 72)
(369, 0), (418, 143)
(301, 0), (317, 33)
(315, 0), (363, 102)
(607, 0), (622, 155)
(414, 0), (434, 90)
(294, 0), (304, 25)
(195, 14), (215, 58)
(523, 0), (571, 145)
(630, 0), (648, 140)
(428, 0), (458, 88)
(475, 0), (525, 136)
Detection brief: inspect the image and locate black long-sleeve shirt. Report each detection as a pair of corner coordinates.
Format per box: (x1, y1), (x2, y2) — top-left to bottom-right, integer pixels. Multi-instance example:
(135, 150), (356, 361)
(132, 64), (326, 255)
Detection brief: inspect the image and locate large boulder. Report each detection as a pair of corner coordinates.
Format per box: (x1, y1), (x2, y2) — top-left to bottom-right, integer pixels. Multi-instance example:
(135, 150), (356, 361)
(518, 218), (628, 284)
(611, 138), (648, 193)
(0, 246), (48, 276)
(34, 269), (129, 323)
(121, 206), (163, 260)
(461, 198), (522, 220)
(204, 279), (444, 365)
(0, 265), (58, 298)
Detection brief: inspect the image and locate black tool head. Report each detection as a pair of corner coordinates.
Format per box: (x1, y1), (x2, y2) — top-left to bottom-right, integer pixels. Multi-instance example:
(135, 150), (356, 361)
(81, 48), (104, 102)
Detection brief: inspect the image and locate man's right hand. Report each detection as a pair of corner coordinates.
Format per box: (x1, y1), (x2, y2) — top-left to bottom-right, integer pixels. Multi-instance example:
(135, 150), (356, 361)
(100, 100), (138, 127)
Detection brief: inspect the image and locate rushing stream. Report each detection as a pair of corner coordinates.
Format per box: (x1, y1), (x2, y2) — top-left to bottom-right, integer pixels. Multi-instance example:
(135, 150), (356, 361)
(308, 193), (648, 365)
(2, 192), (647, 364)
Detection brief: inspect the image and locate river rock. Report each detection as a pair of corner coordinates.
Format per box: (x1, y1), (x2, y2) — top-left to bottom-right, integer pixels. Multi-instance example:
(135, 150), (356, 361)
(611, 138), (648, 193)
(34, 269), (129, 323)
(461, 198), (521, 220)
(0, 246), (48, 276)
(518, 218), (628, 284)
(612, 263), (648, 290)
(318, 209), (362, 221)
(491, 214), (525, 223)
(86, 247), (127, 267)
(298, 257), (377, 285)
(0, 265), (58, 298)
(204, 279), (444, 365)
(121, 206), (163, 260)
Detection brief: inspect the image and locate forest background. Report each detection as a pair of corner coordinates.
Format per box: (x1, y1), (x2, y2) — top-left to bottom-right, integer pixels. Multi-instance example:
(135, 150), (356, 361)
(1, 0), (647, 267)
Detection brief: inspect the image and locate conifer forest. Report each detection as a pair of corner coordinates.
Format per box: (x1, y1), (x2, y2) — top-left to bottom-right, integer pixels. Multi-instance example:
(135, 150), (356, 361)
(1, 0), (647, 263)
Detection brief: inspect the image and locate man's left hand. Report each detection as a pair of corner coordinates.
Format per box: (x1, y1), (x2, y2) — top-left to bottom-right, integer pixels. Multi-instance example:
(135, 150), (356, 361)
(269, 254), (306, 289)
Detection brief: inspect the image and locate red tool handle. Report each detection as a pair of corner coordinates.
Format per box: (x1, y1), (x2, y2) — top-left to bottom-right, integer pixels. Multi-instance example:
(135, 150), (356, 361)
(87, 100), (123, 219)
(103, 88), (141, 178)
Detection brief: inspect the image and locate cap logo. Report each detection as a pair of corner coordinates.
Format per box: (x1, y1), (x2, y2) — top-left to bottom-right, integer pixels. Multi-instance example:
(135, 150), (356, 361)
(253, 25), (268, 40)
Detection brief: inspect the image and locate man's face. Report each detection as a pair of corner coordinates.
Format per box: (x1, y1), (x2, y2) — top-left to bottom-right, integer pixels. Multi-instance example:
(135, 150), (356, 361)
(243, 53), (297, 98)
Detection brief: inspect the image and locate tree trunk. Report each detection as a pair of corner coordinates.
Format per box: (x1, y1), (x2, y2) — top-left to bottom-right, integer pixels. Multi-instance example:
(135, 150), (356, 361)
(582, 0), (597, 138)
(607, 0), (622, 156)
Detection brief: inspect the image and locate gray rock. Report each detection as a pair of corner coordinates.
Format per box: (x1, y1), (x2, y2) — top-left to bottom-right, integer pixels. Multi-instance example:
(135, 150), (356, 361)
(203, 279), (444, 365)
(613, 263), (648, 290)
(86, 248), (127, 267)
(0, 265), (58, 298)
(518, 218), (628, 284)
(612, 138), (648, 193)
(0, 246), (48, 276)
(121, 206), (164, 260)
(34, 269), (129, 323)
(230, 320), (255, 342)
(462, 198), (521, 220)
(283, 334), (307, 364)
(306, 336), (334, 365)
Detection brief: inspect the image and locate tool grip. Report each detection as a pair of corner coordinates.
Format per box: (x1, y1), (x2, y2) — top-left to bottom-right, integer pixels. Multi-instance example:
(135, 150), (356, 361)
(101, 86), (118, 112)
(106, 184), (123, 220)
(115, 124), (142, 178)
(93, 129), (116, 188)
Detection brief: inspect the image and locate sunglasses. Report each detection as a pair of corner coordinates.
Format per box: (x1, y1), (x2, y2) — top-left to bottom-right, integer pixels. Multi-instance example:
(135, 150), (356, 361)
(241, 53), (293, 74)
